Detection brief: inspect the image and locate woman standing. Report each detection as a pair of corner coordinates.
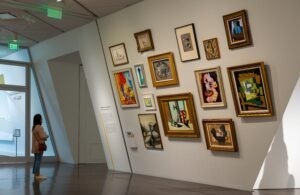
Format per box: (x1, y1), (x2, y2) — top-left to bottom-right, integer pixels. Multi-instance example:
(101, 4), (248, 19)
(32, 114), (48, 180)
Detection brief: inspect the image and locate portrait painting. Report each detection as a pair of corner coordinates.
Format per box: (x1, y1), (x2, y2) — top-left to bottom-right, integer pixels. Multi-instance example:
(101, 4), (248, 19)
(223, 10), (252, 49)
(203, 38), (221, 60)
(227, 62), (273, 117)
(157, 93), (200, 138)
(195, 67), (226, 108)
(113, 68), (139, 108)
(202, 119), (238, 152)
(138, 114), (163, 150)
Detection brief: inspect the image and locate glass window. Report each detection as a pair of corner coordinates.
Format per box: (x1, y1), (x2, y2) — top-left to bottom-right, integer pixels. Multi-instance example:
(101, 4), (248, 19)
(0, 90), (25, 157)
(0, 64), (26, 86)
(30, 69), (55, 157)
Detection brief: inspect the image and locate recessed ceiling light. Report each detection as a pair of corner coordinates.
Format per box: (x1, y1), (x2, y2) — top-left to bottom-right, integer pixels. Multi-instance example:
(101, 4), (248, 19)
(0, 12), (17, 20)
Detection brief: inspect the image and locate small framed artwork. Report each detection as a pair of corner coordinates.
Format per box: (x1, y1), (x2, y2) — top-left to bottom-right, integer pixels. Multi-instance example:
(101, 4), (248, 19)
(175, 23), (200, 62)
(113, 68), (139, 108)
(194, 67), (226, 108)
(109, 43), (129, 66)
(138, 114), (163, 150)
(142, 93), (156, 111)
(202, 119), (238, 152)
(227, 62), (273, 117)
(203, 38), (221, 60)
(147, 52), (179, 87)
(157, 93), (200, 138)
(134, 64), (147, 88)
(223, 9), (252, 49)
(134, 29), (154, 53)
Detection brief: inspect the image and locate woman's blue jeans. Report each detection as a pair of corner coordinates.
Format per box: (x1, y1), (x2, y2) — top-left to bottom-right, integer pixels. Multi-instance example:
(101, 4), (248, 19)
(33, 153), (43, 175)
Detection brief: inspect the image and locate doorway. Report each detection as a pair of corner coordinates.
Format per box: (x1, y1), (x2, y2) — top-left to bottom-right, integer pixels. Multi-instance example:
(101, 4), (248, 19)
(48, 52), (106, 164)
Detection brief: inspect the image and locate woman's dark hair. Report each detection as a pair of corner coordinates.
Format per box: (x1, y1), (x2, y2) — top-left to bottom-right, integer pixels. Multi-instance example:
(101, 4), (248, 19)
(32, 114), (42, 130)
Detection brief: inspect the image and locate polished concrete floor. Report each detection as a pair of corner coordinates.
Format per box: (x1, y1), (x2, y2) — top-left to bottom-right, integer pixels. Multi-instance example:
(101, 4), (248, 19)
(0, 163), (299, 195)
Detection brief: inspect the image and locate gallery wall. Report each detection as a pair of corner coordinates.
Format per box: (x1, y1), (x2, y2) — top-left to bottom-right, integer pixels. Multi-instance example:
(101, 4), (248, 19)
(98, 0), (300, 190)
(30, 22), (131, 171)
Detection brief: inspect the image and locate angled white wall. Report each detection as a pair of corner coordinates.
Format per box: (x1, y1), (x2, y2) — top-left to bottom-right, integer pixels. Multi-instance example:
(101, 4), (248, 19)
(98, 0), (300, 190)
(254, 77), (300, 189)
(30, 22), (131, 171)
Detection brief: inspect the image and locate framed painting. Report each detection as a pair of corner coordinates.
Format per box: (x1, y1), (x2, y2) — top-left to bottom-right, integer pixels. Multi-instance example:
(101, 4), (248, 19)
(202, 119), (238, 152)
(134, 29), (154, 53)
(134, 64), (147, 88)
(109, 43), (129, 66)
(113, 68), (139, 108)
(138, 114), (163, 150)
(147, 52), (179, 87)
(157, 93), (200, 138)
(175, 23), (200, 62)
(203, 38), (221, 60)
(227, 62), (273, 117)
(194, 67), (226, 108)
(142, 93), (156, 111)
(223, 10), (252, 49)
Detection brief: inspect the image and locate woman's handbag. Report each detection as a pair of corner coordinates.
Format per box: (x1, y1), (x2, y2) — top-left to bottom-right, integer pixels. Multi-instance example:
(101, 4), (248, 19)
(39, 143), (47, 151)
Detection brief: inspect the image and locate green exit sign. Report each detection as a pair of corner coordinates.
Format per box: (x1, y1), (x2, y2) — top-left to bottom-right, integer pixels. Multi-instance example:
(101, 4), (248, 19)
(8, 42), (19, 50)
(47, 6), (63, 19)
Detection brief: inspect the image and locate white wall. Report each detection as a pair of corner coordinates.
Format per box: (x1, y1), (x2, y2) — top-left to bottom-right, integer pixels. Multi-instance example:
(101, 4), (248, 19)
(48, 55), (106, 164)
(98, 0), (300, 190)
(253, 77), (300, 189)
(29, 22), (131, 171)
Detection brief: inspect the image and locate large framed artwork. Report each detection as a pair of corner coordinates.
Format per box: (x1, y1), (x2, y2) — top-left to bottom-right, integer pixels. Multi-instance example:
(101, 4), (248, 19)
(113, 68), (139, 108)
(175, 23), (200, 62)
(134, 64), (147, 88)
(227, 62), (273, 117)
(134, 29), (154, 53)
(109, 43), (129, 66)
(194, 67), (226, 108)
(202, 119), (238, 152)
(138, 114), (163, 150)
(223, 10), (252, 49)
(147, 52), (179, 87)
(157, 93), (200, 138)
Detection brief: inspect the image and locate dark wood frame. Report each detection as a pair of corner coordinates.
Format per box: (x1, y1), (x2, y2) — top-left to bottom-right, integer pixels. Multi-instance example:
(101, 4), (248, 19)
(227, 62), (273, 117)
(175, 23), (200, 62)
(134, 29), (154, 53)
(223, 10), (252, 49)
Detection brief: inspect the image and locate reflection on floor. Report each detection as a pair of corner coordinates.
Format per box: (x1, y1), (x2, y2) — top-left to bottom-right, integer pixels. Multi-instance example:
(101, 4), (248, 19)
(0, 163), (299, 195)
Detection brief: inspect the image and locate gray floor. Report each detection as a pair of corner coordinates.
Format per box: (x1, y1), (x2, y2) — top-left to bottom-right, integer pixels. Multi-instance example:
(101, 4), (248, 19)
(0, 163), (298, 195)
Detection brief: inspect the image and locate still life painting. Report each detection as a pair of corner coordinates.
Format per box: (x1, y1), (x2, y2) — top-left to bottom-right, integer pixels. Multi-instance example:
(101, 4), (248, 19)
(227, 62), (273, 116)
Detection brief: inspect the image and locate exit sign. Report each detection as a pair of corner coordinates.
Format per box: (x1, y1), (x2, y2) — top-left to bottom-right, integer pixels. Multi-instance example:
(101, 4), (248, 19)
(47, 6), (63, 19)
(8, 42), (19, 50)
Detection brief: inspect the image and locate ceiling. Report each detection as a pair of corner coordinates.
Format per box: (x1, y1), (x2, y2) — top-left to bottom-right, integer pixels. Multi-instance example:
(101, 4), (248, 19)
(0, 0), (143, 48)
